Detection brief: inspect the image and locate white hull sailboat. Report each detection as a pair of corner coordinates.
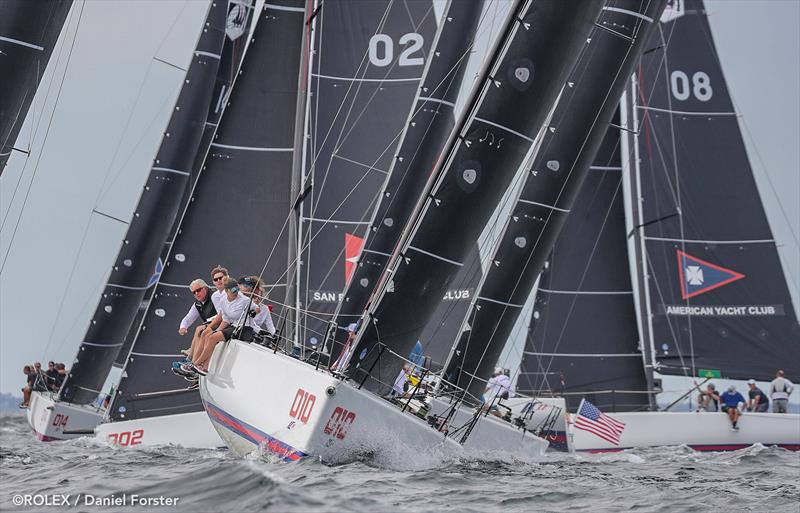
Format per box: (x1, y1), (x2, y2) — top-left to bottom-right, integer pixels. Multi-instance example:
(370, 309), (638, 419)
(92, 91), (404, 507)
(200, 340), (547, 463)
(26, 391), (103, 442)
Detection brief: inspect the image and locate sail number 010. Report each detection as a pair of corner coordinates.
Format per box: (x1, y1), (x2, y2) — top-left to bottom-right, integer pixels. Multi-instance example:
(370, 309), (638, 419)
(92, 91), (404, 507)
(670, 70), (713, 102)
(368, 33), (424, 67)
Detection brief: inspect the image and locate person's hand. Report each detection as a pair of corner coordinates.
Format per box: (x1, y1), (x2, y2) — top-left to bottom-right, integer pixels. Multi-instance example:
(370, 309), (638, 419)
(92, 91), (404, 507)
(179, 328), (188, 335)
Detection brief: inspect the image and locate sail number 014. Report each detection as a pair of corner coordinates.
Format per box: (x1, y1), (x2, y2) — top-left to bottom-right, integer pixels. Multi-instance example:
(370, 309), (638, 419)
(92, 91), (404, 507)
(368, 33), (424, 67)
(670, 70), (713, 102)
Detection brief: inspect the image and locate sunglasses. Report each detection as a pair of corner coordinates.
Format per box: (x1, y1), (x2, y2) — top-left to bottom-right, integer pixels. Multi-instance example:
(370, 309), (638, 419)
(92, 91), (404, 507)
(213, 275), (225, 282)
(191, 288), (203, 295)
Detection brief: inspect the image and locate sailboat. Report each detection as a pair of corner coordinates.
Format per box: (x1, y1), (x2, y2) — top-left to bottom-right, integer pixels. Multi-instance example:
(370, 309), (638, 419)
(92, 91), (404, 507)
(26, 0), (253, 442)
(514, 0), (800, 452)
(0, 0), (73, 174)
(200, 0), (603, 463)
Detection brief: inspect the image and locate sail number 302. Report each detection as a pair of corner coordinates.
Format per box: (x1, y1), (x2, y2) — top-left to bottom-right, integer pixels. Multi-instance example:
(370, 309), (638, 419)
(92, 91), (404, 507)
(369, 33), (424, 67)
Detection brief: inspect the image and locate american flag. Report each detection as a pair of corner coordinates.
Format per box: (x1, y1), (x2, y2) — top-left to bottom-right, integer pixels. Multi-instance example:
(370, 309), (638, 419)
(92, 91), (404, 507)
(574, 400), (626, 446)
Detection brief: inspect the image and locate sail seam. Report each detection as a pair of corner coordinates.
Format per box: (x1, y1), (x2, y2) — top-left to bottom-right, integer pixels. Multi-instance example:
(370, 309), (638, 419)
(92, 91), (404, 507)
(473, 116), (535, 143)
(601, 6), (654, 23)
(210, 143), (294, 152)
(82, 342), (125, 348)
(130, 352), (183, 357)
(311, 72), (421, 83)
(362, 249), (392, 257)
(0, 36), (44, 51)
(301, 216), (370, 225)
(524, 351), (642, 357)
(264, 3), (306, 12)
(517, 198), (570, 213)
(152, 167), (190, 176)
(407, 246), (463, 267)
(644, 236), (775, 244)
(418, 96), (456, 108)
(477, 296), (524, 308)
(637, 105), (737, 116)
(194, 51), (221, 60)
(107, 283), (150, 290)
(537, 288), (633, 295)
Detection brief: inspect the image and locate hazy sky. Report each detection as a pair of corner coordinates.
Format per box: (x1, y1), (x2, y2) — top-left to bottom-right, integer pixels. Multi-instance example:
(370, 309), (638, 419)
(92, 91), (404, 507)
(1, 0), (798, 403)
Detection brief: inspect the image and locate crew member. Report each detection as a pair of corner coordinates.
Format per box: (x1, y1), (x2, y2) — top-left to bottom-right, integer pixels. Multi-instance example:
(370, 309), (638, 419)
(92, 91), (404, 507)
(746, 379), (769, 412)
(720, 385), (746, 431)
(769, 370), (794, 414)
(177, 279), (217, 361)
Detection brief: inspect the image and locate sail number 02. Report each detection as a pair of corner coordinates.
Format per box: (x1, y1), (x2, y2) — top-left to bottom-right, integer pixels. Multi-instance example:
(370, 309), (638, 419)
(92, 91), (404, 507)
(368, 33), (424, 67)
(670, 70), (713, 102)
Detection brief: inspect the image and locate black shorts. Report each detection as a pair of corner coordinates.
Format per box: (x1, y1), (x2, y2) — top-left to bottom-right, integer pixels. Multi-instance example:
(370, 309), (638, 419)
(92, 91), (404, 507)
(721, 405), (737, 413)
(221, 325), (254, 342)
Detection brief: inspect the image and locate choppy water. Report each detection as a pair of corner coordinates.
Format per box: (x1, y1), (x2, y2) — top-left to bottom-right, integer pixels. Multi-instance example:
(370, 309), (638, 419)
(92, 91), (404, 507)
(1, 414), (798, 512)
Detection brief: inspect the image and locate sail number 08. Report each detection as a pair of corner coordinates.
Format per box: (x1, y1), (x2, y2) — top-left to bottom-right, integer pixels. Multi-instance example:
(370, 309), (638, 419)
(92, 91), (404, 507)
(368, 33), (425, 67)
(670, 70), (713, 102)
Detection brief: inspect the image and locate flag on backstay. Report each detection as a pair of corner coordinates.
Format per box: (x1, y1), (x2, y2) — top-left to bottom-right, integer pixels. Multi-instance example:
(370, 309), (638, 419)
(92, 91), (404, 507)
(575, 399), (626, 446)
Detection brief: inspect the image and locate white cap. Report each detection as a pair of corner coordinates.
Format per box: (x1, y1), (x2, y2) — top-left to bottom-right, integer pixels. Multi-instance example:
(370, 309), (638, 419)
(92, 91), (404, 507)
(746, 379), (756, 385)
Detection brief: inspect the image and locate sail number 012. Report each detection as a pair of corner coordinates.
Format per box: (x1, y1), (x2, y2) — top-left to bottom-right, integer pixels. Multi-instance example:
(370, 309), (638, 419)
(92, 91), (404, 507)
(368, 33), (424, 67)
(670, 70), (713, 102)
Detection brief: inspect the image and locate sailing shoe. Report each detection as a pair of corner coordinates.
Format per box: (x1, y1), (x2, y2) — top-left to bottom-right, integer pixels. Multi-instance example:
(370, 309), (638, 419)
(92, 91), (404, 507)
(194, 364), (208, 376)
(179, 362), (197, 376)
(183, 373), (199, 383)
(187, 382), (200, 391)
(171, 361), (188, 376)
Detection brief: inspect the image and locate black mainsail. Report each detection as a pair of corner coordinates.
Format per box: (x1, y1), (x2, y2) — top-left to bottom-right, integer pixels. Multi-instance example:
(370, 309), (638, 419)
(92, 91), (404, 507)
(326, 0), (485, 365)
(295, 0), (437, 350)
(442, 0), (669, 402)
(0, 0), (73, 173)
(623, 0), (800, 381)
(112, 0), (256, 369)
(109, 0), (306, 422)
(347, 0), (604, 396)
(59, 1), (230, 404)
(518, 122), (651, 412)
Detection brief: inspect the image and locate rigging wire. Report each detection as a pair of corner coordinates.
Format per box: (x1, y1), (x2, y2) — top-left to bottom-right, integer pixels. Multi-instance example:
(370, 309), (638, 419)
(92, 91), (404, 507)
(0, 1), (86, 275)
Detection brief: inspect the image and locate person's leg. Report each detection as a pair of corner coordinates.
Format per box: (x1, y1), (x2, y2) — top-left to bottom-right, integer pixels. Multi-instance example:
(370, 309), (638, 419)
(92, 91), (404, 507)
(196, 331), (225, 368)
(774, 399), (788, 413)
(22, 387), (30, 406)
(732, 408), (740, 426)
(188, 325), (206, 359)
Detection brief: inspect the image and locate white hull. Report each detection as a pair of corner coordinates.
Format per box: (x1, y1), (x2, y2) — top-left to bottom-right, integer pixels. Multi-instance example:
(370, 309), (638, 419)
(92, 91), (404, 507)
(200, 340), (545, 464)
(26, 392), (103, 441)
(569, 410), (800, 452)
(503, 397), (571, 452)
(95, 411), (224, 448)
(201, 339), (460, 463)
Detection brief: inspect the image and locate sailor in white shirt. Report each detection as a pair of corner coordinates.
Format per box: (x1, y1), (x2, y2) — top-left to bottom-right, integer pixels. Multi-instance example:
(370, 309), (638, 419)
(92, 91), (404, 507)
(239, 276), (276, 336)
(770, 369), (795, 413)
(178, 279), (218, 360)
(189, 278), (257, 374)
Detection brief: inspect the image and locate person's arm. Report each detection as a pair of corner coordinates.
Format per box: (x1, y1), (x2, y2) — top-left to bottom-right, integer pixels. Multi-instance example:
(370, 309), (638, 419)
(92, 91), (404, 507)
(207, 313), (222, 331)
(787, 379), (795, 396)
(179, 305), (200, 334)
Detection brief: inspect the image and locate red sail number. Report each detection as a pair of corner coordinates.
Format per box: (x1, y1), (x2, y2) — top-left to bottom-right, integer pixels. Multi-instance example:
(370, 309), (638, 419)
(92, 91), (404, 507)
(289, 388), (316, 424)
(107, 429), (144, 446)
(323, 407), (357, 440)
(51, 414), (69, 428)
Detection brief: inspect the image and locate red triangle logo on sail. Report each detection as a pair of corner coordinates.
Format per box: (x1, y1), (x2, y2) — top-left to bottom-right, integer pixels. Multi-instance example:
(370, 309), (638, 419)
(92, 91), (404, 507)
(344, 233), (364, 283)
(676, 250), (745, 300)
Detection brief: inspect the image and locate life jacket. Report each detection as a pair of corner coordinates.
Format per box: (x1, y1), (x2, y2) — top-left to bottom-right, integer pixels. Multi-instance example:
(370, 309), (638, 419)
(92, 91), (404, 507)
(194, 288), (217, 322)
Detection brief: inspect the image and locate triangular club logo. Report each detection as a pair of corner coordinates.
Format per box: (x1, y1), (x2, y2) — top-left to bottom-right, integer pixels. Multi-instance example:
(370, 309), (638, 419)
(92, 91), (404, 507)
(344, 233), (365, 283)
(676, 250), (745, 300)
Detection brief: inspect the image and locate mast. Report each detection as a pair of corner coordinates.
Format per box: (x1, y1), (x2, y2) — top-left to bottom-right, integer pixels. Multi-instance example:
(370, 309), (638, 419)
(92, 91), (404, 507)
(346, 0), (605, 397)
(0, 0), (73, 173)
(59, 1), (229, 404)
(441, 0), (669, 403)
(109, 0), (307, 422)
(624, 0), (800, 381)
(326, 0), (486, 365)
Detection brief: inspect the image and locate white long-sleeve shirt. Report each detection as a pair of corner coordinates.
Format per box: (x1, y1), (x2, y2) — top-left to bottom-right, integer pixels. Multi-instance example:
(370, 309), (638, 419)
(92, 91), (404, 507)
(770, 377), (795, 400)
(211, 290), (225, 311)
(179, 297), (216, 330)
(253, 303), (276, 335)
(219, 293), (257, 327)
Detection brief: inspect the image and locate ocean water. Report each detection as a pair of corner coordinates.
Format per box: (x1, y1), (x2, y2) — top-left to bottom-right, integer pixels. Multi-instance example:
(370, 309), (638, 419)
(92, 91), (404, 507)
(1, 414), (798, 512)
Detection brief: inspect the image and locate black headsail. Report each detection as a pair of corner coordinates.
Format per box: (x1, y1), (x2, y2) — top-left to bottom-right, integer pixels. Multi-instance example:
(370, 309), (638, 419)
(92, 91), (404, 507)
(112, 0), (256, 369)
(294, 0), (437, 351)
(347, 0), (605, 397)
(442, 0), (669, 403)
(109, 0), (306, 422)
(0, 0), (73, 173)
(622, 0), (800, 381)
(59, 1), (230, 404)
(326, 0), (485, 365)
(518, 120), (651, 412)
